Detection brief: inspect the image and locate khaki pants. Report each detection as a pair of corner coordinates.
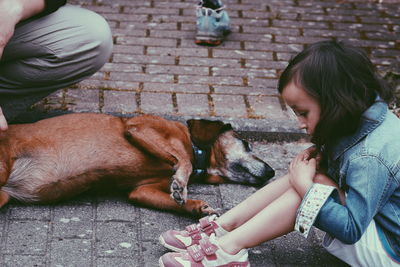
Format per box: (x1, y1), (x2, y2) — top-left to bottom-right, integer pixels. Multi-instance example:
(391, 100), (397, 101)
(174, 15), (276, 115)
(0, 4), (113, 122)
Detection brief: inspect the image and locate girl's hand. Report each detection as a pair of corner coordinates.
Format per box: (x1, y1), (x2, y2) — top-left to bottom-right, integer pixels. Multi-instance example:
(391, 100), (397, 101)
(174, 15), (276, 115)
(299, 145), (321, 162)
(288, 152), (317, 198)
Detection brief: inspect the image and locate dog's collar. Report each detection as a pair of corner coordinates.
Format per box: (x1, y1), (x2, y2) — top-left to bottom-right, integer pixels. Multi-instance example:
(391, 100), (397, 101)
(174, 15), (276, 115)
(191, 143), (209, 178)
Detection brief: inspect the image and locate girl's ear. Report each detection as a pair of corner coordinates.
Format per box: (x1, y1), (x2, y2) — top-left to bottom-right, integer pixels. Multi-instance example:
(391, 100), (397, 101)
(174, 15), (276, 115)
(187, 119), (232, 148)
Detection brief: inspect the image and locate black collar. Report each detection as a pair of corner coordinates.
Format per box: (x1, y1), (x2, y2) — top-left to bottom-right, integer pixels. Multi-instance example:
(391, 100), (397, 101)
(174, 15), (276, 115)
(191, 143), (209, 178)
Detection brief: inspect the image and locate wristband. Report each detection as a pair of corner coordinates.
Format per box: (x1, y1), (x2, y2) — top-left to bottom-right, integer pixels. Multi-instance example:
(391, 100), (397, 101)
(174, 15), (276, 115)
(295, 183), (335, 238)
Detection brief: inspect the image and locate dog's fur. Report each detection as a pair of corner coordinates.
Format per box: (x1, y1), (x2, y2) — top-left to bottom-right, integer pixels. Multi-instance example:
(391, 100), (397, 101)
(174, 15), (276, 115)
(0, 113), (274, 216)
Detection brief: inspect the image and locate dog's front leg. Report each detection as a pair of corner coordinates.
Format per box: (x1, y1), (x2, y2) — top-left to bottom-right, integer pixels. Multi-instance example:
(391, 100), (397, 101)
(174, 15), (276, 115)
(0, 161), (10, 208)
(168, 138), (193, 205)
(0, 161), (9, 186)
(125, 127), (192, 205)
(0, 191), (9, 208)
(128, 183), (216, 217)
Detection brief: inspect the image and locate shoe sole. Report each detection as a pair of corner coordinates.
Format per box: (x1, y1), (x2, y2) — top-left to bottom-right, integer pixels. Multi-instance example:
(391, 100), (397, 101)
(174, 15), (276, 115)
(159, 257), (165, 267)
(195, 39), (222, 46)
(195, 33), (222, 46)
(159, 235), (187, 253)
(159, 255), (251, 267)
(195, 29), (230, 46)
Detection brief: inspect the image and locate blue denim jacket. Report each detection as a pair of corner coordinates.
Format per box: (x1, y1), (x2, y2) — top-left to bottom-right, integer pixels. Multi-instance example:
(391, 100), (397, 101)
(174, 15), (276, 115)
(314, 99), (400, 256)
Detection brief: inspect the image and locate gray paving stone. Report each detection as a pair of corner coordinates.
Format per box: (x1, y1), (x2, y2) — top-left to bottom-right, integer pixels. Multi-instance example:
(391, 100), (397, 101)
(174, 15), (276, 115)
(96, 222), (138, 257)
(140, 92), (173, 114)
(179, 75), (243, 86)
(8, 205), (51, 221)
(213, 85), (270, 95)
(142, 241), (167, 267)
(103, 90), (137, 114)
(270, 231), (342, 266)
(96, 256), (141, 267)
(139, 208), (181, 241)
(3, 255), (46, 267)
(213, 94), (248, 117)
(52, 204), (94, 239)
(143, 82), (209, 93)
(110, 72), (174, 84)
(247, 95), (288, 119)
(219, 184), (257, 211)
(176, 93), (209, 116)
(65, 89), (100, 113)
(5, 220), (49, 254)
(96, 196), (137, 222)
(49, 238), (92, 267)
(78, 79), (140, 91)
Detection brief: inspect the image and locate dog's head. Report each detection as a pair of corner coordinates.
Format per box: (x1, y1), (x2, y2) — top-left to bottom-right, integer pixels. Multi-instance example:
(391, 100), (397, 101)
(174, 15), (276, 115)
(187, 119), (275, 186)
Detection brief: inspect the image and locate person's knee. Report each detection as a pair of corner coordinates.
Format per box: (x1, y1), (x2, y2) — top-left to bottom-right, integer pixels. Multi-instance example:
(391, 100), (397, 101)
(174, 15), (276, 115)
(71, 7), (113, 73)
(47, 5), (113, 76)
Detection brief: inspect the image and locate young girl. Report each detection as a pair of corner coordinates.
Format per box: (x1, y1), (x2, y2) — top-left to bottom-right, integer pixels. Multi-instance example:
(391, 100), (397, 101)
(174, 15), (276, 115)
(158, 40), (400, 267)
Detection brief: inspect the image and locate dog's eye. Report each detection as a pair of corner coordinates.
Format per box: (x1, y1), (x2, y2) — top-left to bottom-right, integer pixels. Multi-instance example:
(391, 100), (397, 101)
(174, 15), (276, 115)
(242, 140), (252, 152)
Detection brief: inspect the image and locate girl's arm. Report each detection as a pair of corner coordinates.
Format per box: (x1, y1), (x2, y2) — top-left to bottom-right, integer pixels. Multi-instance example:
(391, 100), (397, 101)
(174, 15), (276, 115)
(315, 156), (393, 244)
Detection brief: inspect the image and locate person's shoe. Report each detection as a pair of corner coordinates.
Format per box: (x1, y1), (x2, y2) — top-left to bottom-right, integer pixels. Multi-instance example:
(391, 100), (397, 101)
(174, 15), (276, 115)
(159, 235), (250, 267)
(159, 214), (228, 252)
(195, 0), (231, 46)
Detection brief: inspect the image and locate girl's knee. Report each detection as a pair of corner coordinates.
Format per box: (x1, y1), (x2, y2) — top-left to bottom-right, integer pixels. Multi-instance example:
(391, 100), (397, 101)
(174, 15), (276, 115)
(313, 173), (346, 204)
(313, 173), (337, 187)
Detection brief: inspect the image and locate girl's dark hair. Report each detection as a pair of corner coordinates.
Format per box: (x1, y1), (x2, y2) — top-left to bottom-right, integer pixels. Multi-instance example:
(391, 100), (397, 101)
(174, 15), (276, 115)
(278, 40), (393, 156)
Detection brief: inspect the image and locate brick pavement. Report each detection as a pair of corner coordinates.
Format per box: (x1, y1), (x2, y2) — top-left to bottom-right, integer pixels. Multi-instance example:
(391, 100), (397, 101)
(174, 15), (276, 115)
(32, 0), (400, 135)
(3, 0), (400, 266)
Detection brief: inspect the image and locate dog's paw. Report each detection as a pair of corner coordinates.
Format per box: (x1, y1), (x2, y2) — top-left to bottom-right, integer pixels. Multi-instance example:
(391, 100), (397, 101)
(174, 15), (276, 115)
(200, 204), (219, 217)
(170, 179), (187, 205)
(187, 200), (218, 217)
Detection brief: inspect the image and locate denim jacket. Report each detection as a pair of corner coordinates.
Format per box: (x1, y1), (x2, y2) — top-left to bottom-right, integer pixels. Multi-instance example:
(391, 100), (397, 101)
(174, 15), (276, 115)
(314, 99), (400, 257)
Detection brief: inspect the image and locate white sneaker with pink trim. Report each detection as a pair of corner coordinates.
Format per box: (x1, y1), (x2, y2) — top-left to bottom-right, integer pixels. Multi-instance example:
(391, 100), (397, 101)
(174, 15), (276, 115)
(159, 235), (250, 267)
(159, 215), (227, 252)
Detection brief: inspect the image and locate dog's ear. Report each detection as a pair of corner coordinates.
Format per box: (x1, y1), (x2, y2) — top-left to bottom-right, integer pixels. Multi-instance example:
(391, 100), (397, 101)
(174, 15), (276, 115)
(187, 119), (233, 148)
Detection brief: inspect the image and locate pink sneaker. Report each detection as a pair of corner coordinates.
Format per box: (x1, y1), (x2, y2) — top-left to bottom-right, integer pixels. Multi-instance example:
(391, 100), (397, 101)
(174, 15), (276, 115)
(159, 236), (249, 267)
(159, 215), (226, 252)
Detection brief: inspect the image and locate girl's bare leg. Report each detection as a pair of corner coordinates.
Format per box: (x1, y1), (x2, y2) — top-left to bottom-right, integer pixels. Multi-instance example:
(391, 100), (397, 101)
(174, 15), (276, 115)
(218, 187), (301, 255)
(217, 173), (344, 255)
(217, 174), (292, 232)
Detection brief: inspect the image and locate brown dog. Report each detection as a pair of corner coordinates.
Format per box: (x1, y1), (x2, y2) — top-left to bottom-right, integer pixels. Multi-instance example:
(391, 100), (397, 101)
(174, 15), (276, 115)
(0, 113), (274, 216)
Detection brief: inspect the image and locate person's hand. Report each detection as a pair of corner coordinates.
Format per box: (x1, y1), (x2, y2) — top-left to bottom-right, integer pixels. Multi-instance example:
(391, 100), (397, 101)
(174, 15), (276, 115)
(0, 0), (45, 59)
(288, 151), (317, 197)
(0, 0), (23, 59)
(0, 106), (8, 132)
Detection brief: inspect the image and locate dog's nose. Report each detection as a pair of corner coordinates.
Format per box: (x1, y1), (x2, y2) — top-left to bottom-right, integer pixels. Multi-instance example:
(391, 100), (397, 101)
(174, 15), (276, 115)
(266, 168), (275, 179)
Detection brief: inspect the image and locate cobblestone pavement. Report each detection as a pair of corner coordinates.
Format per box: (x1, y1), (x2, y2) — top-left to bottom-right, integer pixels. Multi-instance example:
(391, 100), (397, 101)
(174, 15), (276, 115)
(3, 0), (400, 266)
